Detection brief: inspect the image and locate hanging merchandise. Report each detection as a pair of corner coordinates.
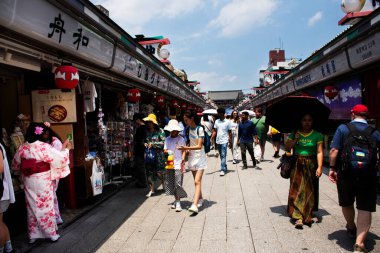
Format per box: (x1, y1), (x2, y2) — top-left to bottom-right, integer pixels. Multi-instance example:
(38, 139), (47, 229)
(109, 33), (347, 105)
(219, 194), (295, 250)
(82, 80), (98, 112)
(127, 88), (141, 103)
(120, 102), (129, 120)
(90, 159), (104, 196)
(54, 65), (80, 89)
(156, 96), (165, 107)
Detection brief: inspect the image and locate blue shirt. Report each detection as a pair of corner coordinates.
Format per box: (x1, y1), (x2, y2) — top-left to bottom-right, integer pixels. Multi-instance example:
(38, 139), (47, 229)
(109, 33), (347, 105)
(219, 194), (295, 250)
(238, 120), (257, 144)
(330, 119), (380, 150)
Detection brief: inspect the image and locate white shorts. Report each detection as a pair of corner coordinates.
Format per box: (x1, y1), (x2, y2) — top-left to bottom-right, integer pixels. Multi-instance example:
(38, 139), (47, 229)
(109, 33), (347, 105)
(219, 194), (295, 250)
(0, 200), (10, 213)
(188, 155), (207, 171)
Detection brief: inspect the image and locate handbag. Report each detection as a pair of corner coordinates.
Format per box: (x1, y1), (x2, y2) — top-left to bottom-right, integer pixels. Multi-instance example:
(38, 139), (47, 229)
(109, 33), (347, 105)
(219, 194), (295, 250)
(90, 160), (104, 196)
(145, 148), (157, 165)
(277, 153), (297, 179)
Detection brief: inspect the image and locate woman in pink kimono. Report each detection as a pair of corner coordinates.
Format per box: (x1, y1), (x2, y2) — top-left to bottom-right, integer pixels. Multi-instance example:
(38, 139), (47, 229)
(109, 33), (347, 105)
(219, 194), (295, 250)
(12, 123), (71, 244)
(43, 122), (64, 225)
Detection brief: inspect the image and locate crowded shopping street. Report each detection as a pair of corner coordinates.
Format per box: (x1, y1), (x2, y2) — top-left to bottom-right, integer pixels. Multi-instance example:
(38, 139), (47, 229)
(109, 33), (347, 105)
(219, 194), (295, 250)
(2, 0), (380, 253)
(21, 144), (380, 253)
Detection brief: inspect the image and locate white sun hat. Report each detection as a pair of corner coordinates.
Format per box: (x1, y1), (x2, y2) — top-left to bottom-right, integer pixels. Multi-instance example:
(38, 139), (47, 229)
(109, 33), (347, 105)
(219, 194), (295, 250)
(164, 119), (184, 132)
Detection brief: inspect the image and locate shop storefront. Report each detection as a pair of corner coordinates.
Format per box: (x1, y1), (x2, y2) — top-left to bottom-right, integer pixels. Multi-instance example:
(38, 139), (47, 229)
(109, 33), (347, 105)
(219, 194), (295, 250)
(0, 0), (205, 235)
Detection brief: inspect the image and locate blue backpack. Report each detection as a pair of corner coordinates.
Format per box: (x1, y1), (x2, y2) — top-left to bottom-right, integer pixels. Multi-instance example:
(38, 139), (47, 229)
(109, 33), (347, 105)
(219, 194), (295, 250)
(186, 126), (211, 154)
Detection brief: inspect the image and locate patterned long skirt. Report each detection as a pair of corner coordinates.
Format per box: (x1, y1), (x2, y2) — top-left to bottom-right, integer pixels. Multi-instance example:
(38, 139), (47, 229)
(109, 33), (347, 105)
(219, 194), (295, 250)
(164, 169), (187, 199)
(287, 155), (319, 224)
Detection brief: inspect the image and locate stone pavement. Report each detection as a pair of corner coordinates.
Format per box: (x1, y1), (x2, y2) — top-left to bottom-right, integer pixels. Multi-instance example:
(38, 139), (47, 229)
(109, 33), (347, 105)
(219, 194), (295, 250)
(29, 143), (380, 253)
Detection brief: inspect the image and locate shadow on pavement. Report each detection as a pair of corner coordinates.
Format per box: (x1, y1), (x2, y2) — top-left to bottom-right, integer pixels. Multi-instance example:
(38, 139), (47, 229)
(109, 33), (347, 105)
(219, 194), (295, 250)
(328, 230), (380, 252)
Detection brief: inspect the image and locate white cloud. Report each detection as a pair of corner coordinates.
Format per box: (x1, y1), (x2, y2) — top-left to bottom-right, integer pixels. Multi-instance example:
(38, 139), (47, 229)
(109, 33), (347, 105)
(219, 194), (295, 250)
(92, 0), (203, 34)
(207, 59), (222, 66)
(308, 11), (323, 27)
(209, 0), (278, 37)
(189, 72), (237, 91)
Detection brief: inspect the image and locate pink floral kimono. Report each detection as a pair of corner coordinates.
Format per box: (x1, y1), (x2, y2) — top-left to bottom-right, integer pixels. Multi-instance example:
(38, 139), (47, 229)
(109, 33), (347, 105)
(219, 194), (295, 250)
(12, 141), (70, 240)
(51, 137), (63, 224)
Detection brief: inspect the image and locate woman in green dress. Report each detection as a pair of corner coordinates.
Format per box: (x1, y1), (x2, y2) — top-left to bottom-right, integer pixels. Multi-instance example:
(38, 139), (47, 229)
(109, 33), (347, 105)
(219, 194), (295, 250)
(285, 114), (324, 229)
(143, 114), (166, 197)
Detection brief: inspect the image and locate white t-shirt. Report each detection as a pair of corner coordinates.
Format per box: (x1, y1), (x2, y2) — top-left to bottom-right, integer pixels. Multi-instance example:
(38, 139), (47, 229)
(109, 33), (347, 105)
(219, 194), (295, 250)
(201, 119), (213, 136)
(214, 119), (232, 144)
(82, 80), (97, 112)
(230, 120), (238, 136)
(188, 126), (206, 160)
(164, 136), (186, 170)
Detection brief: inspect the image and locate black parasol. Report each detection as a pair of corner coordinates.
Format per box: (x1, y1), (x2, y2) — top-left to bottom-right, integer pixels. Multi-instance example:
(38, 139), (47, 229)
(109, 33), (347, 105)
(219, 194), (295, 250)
(266, 96), (331, 133)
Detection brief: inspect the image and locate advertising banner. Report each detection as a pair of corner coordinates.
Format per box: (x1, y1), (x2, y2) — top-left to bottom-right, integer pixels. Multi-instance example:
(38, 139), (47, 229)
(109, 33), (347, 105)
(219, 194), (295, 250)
(32, 89), (77, 123)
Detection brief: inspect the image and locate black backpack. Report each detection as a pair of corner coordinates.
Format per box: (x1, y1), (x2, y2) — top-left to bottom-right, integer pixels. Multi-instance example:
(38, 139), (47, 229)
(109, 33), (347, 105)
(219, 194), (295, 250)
(185, 126), (211, 154)
(341, 123), (379, 173)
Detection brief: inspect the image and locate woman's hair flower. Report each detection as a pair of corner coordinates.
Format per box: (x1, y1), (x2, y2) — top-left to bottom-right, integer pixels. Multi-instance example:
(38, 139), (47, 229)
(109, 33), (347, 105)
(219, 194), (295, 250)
(34, 126), (44, 135)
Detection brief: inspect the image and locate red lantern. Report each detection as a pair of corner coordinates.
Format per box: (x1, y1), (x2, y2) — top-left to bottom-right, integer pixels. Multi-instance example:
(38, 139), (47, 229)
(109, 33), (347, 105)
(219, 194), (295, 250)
(181, 102), (187, 110)
(54, 65), (79, 89)
(188, 104), (194, 110)
(197, 107), (203, 113)
(171, 99), (179, 108)
(324, 86), (338, 99)
(156, 96), (165, 107)
(127, 88), (141, 103)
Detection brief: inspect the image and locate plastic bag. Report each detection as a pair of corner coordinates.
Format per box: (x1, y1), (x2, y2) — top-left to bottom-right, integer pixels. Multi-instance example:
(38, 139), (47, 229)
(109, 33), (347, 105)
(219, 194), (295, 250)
(145, 148), (156, 165)
(254, 144), (262, 161)
(90, 160), (104, 196)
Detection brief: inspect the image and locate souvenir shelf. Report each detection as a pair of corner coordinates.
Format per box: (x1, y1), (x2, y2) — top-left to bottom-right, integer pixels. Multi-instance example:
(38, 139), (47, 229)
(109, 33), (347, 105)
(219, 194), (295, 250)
(104, 122), (126, 183)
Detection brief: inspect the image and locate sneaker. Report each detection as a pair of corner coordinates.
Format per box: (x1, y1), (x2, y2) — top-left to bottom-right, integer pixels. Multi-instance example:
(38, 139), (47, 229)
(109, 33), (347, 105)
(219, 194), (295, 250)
(354, 244), (368, 253)
(255, 159), (260, 164)
(220, 171), (225, 176)
(51, 235), (60, 242)
(242, 164), (247, 170)
(253, 161), (257, 168)
(188, 204), (199, 214)
(175, 202), (182, 212)
(197, 199), (204, 208)
(215, 153), (219, 158)
(29, 239), (37, 244)
(233, 160), (237, 164)
(171, 201), (177, 209)
(146, 190), (154, 197)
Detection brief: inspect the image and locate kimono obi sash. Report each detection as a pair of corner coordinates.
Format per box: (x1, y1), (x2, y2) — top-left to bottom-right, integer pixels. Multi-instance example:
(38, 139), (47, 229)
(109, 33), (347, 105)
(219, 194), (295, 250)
(21, 159), (50, 176)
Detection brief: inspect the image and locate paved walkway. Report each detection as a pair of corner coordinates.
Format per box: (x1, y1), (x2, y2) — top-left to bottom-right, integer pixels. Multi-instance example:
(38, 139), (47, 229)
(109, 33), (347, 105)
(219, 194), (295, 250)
(28, 143), (380, 252)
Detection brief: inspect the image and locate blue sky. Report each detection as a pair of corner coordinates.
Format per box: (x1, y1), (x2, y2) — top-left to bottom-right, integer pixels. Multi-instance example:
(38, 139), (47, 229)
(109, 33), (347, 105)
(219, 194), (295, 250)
(91, 0), (375, 93)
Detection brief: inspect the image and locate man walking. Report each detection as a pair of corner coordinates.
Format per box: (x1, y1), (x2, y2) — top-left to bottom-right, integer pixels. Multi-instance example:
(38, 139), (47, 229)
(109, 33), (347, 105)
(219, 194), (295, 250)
(329, 104), (380, 253)
(212, 108), (232, 176)
(252, 107), (269, 162)
(238, 111), (258, 169)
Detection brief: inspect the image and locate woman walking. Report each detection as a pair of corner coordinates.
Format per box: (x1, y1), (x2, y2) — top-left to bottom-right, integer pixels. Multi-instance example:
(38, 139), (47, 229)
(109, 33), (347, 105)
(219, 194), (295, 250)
(178, 111), (207, 214)
(285, 114), (323, 228)
(12, 123), (71, 243)
(143, 114), (166, 197)
(164, 120), (187, 212)
(230, 110), (240, 164)
(0, 142), (15, 253)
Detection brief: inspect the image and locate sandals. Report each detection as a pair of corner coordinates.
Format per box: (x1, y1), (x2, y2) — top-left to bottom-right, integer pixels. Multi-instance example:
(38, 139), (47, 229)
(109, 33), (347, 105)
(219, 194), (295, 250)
(295, 219), (304, 229)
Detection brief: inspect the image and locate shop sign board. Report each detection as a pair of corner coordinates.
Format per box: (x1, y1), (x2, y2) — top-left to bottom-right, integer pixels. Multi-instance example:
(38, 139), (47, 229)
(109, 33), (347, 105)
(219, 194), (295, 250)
(271, 86), (282, 99)
(281, 80), (295, 95)
(32, 89), (77, 123)
(294, 52), (349, 90)
(0, 0), (114, 68)
(308, 76), (362, 120)
(348, 32), (380, 69)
